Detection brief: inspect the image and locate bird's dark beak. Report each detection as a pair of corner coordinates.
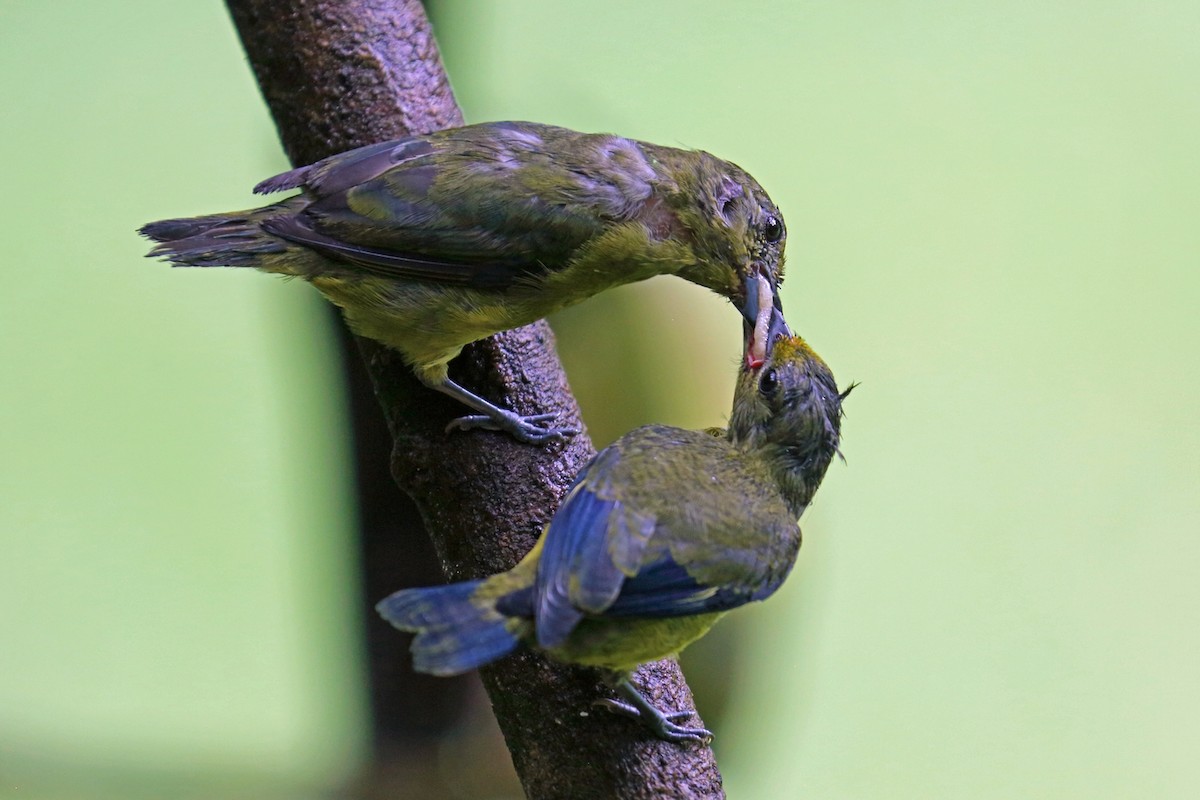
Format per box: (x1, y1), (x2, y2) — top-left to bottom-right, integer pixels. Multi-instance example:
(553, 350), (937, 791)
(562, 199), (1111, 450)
(742, 272), (792, 370)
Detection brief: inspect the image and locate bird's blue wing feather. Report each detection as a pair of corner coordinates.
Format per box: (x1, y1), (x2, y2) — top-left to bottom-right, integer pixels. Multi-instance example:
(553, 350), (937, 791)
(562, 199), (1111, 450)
(534, 478), (617, 647)
(534, 448), (656, 648)
(603, 554), (761, 617)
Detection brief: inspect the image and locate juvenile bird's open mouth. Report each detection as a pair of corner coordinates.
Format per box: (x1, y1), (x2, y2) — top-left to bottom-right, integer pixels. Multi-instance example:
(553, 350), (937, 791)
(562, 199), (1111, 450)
(746, 275), (773, 368)
(743, 272), (791, 370)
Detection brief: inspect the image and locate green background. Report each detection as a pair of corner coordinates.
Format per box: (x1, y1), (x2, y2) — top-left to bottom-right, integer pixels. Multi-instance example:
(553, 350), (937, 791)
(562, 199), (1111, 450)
(2, 2), (1198, 798)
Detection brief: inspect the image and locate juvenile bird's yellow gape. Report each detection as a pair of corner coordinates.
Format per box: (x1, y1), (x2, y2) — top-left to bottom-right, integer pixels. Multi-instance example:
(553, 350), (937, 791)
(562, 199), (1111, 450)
(140, 121), (788, 444)
(377, 326), (848, 743)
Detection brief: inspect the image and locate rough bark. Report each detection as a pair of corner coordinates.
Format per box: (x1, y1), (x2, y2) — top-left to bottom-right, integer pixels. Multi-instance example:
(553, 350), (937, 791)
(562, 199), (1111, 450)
(223, 1), (724, 797)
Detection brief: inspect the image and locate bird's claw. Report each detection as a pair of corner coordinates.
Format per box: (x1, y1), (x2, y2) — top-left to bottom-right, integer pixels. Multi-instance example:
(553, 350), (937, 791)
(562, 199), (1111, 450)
(445, 411), (579, 445)
(593, 698), (713, 745)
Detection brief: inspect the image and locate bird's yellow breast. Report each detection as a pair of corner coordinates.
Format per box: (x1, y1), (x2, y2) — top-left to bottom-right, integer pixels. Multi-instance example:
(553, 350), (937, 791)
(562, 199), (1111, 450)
(545, 612), (725, 673)
(310, 221), (697, 384)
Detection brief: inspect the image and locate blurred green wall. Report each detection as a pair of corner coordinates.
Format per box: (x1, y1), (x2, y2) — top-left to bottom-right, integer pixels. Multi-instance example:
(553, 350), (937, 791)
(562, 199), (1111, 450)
(2, 1), (1198, 798)
(0, 4), (364, 799)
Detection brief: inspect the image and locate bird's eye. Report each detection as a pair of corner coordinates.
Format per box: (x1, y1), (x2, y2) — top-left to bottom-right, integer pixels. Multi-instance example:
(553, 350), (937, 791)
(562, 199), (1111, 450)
(759, 368), (779, 397)
(763, 215), (783, 243)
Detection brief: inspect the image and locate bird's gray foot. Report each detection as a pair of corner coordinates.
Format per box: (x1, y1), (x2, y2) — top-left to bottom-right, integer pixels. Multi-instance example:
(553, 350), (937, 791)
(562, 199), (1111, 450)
(445, 410), (577, 445)
(596, 678), (713, 745)
(436, 377), (579, 445)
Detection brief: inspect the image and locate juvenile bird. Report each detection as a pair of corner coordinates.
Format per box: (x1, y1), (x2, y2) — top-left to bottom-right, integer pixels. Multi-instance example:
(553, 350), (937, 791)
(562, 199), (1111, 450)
(377, 320), (845, 743)
(140, 121), (788, 444)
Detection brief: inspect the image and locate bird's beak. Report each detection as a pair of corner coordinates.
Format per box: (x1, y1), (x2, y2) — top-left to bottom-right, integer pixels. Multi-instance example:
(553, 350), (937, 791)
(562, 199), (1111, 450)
(742, 272), (792, 370)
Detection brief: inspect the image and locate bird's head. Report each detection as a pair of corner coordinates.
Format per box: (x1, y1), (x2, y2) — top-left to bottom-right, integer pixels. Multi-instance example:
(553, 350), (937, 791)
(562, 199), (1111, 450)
(654, 148), (787, 326)
(729, 333), (848, 516)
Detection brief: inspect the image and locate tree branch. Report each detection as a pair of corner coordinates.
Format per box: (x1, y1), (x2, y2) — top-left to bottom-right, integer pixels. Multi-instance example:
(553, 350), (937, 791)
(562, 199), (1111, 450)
(224, 1), (724, 796)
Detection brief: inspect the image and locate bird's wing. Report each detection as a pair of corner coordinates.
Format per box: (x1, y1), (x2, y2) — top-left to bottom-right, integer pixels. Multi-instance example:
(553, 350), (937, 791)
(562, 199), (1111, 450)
(533, 427), (790, 646)
(255, 123), (659, 290)
(533, 445), (657, 649)
(600, 542), (777, 618)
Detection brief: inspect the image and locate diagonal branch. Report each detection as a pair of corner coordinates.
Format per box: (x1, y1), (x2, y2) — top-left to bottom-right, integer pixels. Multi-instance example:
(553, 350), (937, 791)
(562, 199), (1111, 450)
(223, 1), (724, 797)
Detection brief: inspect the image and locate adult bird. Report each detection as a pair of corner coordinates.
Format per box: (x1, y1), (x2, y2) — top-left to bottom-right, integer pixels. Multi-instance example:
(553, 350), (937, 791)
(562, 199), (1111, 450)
(377, 317), (847, 743)
(140, 121), (788, 443)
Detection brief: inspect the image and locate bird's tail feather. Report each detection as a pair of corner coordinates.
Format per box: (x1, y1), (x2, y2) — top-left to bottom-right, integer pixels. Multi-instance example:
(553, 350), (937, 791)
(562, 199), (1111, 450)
(377, 580), (522, 676)
(138, 198), (305, 272)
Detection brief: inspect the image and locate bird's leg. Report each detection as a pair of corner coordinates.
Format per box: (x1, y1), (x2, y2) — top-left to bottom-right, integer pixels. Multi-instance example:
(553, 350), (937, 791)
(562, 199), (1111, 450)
(436, 377), (580, 445)
(594, 674), (713, 744)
